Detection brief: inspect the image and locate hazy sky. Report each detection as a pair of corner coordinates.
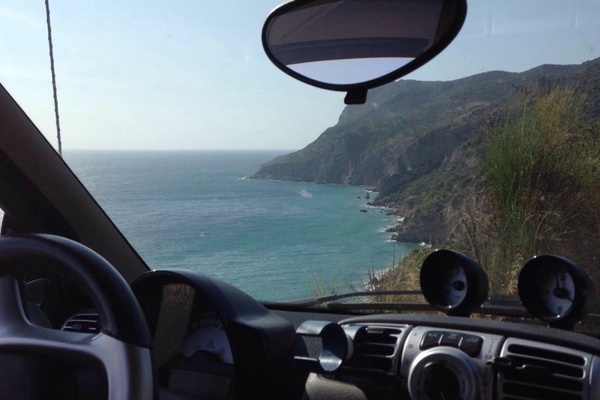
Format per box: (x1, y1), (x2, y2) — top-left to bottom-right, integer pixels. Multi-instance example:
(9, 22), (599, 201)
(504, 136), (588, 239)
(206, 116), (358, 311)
(1, 0), (600, 150)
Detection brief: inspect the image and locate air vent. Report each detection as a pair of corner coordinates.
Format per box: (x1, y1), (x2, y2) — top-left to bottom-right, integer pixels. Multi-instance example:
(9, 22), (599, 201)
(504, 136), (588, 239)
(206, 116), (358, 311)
(498, 338), (590, 400)
(340, 324), (404, 385)
(61, 312), (100, 334)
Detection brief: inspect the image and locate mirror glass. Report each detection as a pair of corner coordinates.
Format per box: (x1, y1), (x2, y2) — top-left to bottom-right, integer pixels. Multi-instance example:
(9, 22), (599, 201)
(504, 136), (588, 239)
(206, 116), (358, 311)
(263, 0), (465, 88)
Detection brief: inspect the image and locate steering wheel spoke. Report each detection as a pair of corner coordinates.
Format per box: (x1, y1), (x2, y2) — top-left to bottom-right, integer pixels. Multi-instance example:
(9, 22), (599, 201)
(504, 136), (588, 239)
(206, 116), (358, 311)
(0, 276), (33, 331)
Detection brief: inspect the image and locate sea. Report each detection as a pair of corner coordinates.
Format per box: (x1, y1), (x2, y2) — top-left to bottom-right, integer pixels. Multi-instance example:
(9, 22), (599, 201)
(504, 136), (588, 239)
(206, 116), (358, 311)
(64, 150), (418, 301)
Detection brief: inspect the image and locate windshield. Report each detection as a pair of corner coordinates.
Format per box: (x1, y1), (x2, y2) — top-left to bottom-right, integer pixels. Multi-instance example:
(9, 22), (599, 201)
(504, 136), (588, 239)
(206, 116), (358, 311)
(1, 0), (600, 310)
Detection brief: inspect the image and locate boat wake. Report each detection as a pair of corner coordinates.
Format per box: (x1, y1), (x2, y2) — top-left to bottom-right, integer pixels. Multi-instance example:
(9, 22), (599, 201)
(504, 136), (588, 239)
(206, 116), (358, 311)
(299, 188), (312, 198)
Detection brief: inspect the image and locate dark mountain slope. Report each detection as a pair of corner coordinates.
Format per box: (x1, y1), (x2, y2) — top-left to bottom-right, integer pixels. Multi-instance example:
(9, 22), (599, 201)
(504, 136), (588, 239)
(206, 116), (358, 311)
(253, 71), (519, 186)
(252, 58), (600, 242)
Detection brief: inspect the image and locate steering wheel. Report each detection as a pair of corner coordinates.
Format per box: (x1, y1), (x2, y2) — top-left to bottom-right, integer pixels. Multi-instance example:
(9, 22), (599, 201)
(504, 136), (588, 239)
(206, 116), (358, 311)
(0, 234), (154, 399)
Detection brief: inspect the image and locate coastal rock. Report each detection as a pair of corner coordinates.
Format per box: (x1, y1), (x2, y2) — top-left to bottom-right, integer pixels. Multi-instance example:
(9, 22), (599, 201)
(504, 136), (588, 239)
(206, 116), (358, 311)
(252, 58), (600, 243)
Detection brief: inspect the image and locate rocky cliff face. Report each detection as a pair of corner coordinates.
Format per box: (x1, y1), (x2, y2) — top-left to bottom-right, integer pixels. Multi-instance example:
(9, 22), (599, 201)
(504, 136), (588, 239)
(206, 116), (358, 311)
(252, 59), (600, 242)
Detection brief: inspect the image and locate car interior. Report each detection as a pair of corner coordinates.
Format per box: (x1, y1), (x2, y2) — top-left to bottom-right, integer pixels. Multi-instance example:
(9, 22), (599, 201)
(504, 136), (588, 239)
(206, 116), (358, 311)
(1, 0), (600, 399)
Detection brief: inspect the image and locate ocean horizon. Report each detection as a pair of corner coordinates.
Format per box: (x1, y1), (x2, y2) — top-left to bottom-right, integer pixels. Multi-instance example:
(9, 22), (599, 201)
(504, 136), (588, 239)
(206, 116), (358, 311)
(64, 149), (418, 301)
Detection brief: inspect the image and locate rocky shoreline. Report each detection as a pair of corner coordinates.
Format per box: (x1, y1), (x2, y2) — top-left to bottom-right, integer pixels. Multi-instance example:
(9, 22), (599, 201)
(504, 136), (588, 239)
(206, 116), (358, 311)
(251, 62), (600, 247)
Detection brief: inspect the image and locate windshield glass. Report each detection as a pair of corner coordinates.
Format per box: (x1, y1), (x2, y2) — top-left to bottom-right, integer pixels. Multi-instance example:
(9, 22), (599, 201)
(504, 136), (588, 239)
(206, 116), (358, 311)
(1, 0), (600, 310)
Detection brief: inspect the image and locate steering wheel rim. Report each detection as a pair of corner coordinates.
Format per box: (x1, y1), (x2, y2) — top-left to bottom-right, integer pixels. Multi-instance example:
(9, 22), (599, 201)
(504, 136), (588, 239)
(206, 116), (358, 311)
(0, 234), (154, 399)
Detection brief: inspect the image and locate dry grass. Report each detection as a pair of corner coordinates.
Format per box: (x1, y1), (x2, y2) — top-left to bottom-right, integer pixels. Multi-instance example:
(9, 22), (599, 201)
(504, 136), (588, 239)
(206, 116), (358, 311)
(474, 86), (600, 294)
(368, 248), (433, 302)
(376, 86), (600, 305)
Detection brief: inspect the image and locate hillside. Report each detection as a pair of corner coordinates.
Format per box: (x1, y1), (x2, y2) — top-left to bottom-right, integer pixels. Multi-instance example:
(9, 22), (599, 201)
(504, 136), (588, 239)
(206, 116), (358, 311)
(252, 58), (600, 243)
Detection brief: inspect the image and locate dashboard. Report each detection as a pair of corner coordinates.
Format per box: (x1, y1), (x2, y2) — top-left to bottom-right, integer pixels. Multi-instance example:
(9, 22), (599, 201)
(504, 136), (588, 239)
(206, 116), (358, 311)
(129, 269), (297, 399)
(287, 250), (600, 400)
(125, 251), (600, 400)
(20, 248), (600, 400)
(294, 315), (600, 400)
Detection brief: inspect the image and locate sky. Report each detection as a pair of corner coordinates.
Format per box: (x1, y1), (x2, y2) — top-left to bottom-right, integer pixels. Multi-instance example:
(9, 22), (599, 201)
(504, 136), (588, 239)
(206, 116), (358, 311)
(1, 0), (600, 150)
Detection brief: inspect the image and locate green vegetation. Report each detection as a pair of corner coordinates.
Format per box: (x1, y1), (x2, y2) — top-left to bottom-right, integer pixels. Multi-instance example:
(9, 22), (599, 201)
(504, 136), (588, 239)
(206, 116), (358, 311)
(255, 57), (600, 300)
(384, 86), (600, 296)
(254, 59), (600, 246)
(475, 87), (600, 292)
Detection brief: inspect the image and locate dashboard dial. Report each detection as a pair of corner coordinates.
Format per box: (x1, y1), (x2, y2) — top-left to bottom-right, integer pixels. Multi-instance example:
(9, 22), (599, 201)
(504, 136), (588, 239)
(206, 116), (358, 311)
(420, 250), (488, 316)
(181, 313), (233, 364)
(540, 266), (575, 317)
(518, 255), (590, 328)
(442, 264), (468, 307)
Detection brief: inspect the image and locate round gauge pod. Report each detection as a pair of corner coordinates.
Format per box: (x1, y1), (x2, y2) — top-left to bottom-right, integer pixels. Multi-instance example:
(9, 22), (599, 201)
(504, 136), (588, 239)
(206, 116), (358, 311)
(518, 255), (590, 329)
(420, 250), (488, 317)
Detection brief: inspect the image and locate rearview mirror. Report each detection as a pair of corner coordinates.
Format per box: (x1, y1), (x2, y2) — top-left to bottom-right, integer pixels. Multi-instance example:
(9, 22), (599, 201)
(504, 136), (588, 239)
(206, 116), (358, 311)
(262, 0), (467, 104)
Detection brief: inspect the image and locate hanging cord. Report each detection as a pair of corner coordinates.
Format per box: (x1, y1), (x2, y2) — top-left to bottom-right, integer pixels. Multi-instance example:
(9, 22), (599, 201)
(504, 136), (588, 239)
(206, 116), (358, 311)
(44, 0), (62, 156)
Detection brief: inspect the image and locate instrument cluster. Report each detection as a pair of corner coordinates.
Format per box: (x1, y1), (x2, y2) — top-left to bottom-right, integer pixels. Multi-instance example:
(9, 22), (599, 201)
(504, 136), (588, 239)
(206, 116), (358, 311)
(419, 250), (591, 328)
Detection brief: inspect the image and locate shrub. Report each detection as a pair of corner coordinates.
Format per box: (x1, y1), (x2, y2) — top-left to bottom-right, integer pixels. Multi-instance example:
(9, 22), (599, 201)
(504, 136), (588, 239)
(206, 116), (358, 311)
(382, 86), (600, 297)
(468, 86), (600, 293)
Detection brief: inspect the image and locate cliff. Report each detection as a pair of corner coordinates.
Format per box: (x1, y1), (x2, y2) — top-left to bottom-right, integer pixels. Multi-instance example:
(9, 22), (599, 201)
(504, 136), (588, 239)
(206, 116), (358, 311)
(252, 58), (600, 242)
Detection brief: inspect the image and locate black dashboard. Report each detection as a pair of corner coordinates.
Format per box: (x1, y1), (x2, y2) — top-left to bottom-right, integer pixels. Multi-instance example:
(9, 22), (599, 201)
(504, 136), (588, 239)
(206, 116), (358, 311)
(293, 314), (600, 400)
(130, 269), (297, 399)
(18, 248), (600, 400)
(127, 264), (600, 400)
(277, 250), (600, 400)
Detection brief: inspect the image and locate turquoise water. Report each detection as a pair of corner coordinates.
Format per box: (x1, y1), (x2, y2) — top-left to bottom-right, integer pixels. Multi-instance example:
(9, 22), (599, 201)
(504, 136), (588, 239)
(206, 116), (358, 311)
(65, 150), (417, 301)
